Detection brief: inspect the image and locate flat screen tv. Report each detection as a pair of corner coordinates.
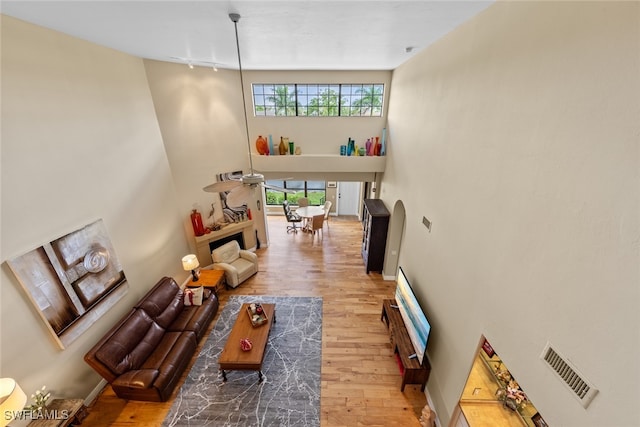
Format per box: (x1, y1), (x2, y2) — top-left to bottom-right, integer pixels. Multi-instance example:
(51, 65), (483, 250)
(395, 266), (431, 365)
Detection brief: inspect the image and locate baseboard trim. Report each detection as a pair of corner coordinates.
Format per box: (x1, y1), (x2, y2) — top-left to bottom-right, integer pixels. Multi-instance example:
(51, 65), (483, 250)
(85, 379), (108, 406)
(425, 388), (442, 427)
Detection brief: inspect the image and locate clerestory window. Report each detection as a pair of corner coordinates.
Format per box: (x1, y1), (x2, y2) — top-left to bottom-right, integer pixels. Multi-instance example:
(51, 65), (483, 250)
(252, 84), (384, 117)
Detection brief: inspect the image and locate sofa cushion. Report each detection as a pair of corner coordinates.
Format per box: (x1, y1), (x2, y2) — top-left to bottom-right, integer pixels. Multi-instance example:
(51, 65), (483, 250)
(113, 369), (159, 389)
(150, 332), (197, 401)
(233, 258), (257, 278)
(136, 277), (185, 329)
(141, 331), (184, 370)
(211, 241), (240, 264)
(94, 309), (165, 375)
(168, 296), (219, 340)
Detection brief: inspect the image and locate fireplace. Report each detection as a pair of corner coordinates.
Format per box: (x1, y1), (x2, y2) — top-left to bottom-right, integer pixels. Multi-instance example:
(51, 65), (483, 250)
(209, 232), (245, 252)
(193, 220), (256, 266)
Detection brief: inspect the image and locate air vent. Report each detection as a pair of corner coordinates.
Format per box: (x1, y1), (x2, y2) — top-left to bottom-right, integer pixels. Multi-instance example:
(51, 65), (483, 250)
(540, 342), (598, 408)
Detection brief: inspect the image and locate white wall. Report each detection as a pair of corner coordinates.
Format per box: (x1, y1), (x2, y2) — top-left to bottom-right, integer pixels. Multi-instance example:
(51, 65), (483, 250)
(1, 16), (189, 401)
(382, 2), (639, 426)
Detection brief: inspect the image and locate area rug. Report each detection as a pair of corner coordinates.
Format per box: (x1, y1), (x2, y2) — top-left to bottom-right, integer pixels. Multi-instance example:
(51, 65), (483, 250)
(163, 295), (322, 427)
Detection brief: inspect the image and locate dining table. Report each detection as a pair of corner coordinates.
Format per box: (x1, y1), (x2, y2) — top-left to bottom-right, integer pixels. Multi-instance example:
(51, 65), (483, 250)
(295, 206), (325, 231)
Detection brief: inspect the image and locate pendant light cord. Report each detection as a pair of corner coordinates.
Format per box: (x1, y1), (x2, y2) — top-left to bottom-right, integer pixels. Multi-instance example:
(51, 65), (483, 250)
(230, 13), (255, 176)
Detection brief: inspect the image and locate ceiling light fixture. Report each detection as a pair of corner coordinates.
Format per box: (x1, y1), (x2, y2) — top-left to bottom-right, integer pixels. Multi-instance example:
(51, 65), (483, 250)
(202, 13), (295, 198)
(229, 12), (263, 185)
(188, 61), (194, 69)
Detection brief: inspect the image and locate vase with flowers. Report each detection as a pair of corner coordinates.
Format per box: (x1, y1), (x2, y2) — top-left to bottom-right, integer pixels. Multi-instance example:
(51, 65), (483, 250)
(24, 385), (51, 413)
(495, 380), (528, 412)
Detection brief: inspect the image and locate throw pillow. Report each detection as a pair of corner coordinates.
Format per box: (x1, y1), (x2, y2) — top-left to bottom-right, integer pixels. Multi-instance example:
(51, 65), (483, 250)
(184, 286), (204, 306)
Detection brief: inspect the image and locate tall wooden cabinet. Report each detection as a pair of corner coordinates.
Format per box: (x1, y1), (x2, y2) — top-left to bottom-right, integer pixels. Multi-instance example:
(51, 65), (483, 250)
(361, 198), (390, 274)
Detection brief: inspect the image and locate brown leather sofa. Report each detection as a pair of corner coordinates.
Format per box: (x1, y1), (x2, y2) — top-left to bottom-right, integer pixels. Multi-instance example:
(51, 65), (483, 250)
(84, 276), (219, 401)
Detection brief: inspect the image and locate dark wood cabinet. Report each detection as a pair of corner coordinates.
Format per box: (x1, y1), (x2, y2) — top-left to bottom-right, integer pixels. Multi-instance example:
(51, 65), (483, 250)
(361, 199), (390, 274)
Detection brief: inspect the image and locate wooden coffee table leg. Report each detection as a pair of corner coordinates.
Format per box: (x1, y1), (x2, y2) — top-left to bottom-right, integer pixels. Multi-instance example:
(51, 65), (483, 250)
(258, 371), (263, 382)
(221, 369), (227, 382)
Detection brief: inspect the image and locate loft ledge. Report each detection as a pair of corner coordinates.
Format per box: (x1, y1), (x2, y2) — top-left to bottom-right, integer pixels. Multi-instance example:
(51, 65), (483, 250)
(251, 153), (386, 173)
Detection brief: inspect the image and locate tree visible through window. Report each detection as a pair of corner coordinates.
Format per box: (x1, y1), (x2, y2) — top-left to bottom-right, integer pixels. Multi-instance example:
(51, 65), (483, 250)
(253, 84), (384, 117)
(265, 181), (326, 206)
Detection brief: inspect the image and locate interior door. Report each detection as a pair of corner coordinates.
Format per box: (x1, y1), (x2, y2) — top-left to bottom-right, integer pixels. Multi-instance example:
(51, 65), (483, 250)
(337, 181), (361, 216)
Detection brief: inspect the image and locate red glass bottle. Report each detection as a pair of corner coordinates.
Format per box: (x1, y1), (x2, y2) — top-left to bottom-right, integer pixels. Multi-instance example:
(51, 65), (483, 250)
(190, 209), (205, 236)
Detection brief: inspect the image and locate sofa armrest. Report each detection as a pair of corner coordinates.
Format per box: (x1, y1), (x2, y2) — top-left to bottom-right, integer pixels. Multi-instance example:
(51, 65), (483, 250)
(212, 262), (237, 275)
(113, 369), (159, 389)
(239, 250), (258, 263)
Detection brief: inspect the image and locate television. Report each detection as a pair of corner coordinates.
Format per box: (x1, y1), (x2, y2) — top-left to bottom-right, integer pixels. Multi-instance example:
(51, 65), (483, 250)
(395, 266), (431, 365)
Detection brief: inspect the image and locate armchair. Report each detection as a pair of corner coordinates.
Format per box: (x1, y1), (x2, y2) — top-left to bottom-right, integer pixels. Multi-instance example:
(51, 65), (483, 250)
(210, 241), (258, 288)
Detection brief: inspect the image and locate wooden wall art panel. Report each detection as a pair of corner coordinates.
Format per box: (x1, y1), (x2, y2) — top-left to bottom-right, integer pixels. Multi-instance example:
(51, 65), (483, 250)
(7, 219), (128, 349)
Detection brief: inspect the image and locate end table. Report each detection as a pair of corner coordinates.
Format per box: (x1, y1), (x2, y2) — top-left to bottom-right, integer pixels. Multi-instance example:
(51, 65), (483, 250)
(27, 399), (87, 426)
(190, 269), (225, 294)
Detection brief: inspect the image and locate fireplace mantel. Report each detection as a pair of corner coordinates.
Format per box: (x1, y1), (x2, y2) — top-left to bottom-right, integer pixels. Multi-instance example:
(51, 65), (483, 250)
(194, 220), (256, 266)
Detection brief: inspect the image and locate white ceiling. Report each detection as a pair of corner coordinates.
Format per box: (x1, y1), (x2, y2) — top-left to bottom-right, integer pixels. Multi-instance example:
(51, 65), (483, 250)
(1, 1), (493, 70)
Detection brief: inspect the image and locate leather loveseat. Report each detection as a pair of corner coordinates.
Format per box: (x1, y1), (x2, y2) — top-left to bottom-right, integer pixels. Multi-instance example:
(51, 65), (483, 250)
(84, 276), (219, 402)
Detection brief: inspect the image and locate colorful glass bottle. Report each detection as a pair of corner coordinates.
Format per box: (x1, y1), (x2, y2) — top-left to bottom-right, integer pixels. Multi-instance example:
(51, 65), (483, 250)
(190, 209), (205, 236)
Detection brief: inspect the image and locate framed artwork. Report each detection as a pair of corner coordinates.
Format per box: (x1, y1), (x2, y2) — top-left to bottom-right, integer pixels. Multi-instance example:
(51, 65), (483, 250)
(217, 170), (248, 222)
(7, 219), (128, 349)
(482, 338), (495, 358)
(531, 413), (548, 427)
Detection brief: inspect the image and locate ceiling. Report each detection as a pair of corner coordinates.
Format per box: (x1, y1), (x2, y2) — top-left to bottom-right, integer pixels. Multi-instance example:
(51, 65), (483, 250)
(1, 1), (493, 70)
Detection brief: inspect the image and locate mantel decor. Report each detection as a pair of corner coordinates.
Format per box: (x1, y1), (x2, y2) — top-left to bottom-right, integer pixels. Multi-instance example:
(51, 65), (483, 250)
(7, 219), (128, 349)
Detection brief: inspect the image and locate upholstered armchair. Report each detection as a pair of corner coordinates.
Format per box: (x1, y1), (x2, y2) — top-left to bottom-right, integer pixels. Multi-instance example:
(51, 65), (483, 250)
(210, 240), (258, 288)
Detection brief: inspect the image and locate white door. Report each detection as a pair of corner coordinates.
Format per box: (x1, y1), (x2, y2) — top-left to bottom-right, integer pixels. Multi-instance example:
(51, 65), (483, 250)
(337, 182), (361, 216)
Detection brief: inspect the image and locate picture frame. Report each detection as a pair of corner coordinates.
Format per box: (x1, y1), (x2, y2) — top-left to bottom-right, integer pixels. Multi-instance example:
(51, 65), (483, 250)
(531, 412), (548, 427)
(482, 338), (495, 358)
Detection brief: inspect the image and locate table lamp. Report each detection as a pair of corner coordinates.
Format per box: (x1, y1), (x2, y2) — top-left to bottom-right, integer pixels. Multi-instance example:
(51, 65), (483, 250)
(0, 378), (27, 427)
(182, 254), (200, 282)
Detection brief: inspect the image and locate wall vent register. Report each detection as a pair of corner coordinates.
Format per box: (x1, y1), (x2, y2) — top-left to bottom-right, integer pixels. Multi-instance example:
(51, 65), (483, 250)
(540, 342), (599, 408)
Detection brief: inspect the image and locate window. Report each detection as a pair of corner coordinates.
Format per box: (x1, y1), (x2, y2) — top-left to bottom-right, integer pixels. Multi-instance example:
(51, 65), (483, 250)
(253, 84), (384, 117)
(265, 180), (326, 206)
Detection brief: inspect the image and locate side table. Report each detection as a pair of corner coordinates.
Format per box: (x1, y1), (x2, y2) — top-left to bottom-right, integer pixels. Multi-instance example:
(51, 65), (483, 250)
(27, 399), (87, 427)
(190, 269), (225, 294)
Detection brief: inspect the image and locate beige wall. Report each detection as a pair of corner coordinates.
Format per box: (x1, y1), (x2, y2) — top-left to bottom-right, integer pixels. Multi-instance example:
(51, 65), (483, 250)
(144, 61), (389, 248)
(383, 1), (639, 425)
(1, 16), (189, 401)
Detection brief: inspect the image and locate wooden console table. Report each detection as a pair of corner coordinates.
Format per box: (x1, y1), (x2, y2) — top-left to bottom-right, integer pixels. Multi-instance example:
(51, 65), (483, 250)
(381, 299), (431, 391)
(28, 399), (87, 426)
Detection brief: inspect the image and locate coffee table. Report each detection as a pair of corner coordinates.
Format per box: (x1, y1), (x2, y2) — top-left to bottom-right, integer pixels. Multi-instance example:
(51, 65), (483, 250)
(219, 303), (276, 382)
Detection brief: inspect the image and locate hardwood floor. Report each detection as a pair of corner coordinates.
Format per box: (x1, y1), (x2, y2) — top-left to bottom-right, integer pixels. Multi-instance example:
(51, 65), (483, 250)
(82, 215), (427, 426)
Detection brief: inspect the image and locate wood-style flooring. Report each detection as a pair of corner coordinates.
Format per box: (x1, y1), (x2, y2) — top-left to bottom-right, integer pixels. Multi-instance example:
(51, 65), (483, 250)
(81, 215), (427, 426)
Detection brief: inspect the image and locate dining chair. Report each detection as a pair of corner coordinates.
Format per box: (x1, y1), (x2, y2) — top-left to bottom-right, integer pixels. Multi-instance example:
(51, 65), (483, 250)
(297, 197), (309, 228)
(322, 200), (332, 227)
(310, 214), (324, 238)
(283, 201), (302, 233)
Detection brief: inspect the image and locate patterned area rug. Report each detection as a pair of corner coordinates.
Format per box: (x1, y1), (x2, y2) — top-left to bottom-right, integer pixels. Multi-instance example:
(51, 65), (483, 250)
(163, 296), (322, 427)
